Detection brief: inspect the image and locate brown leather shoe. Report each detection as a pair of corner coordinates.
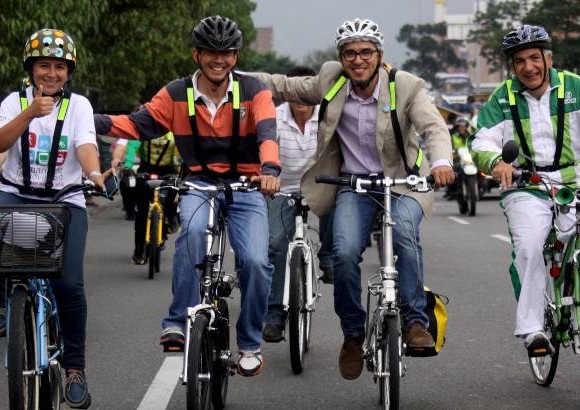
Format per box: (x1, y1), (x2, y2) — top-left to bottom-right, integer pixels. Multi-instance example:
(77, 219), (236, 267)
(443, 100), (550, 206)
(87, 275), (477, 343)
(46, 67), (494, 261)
(404, 322), (435, 349)
(339, 335), (365, 380)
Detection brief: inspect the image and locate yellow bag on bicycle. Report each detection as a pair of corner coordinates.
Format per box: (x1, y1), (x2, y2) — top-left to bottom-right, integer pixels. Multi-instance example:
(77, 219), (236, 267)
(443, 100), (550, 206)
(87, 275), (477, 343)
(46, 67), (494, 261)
(420, 287), (449, 357)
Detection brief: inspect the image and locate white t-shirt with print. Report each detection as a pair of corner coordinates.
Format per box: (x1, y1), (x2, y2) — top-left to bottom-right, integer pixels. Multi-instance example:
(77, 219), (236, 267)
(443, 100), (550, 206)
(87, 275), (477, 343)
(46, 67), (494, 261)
(0, 87), (97, 208)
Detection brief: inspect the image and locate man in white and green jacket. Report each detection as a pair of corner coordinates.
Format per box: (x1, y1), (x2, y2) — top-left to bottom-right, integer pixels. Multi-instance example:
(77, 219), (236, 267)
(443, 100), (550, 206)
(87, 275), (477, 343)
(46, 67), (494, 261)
(470, 24), (580, 358)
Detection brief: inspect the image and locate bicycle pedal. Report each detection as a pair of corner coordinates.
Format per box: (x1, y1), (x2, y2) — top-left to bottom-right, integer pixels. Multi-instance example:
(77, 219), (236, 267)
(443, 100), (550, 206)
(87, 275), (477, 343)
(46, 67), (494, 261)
(162, 343), (185, 353)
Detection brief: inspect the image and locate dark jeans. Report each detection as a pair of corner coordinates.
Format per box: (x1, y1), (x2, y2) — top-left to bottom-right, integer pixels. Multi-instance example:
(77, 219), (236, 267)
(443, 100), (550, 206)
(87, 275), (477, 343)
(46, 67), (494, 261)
(0, 192), (88, 369)
(134, 165), (177, 251)
(119, 168), (137, 217)
(266, 196), (334, 326)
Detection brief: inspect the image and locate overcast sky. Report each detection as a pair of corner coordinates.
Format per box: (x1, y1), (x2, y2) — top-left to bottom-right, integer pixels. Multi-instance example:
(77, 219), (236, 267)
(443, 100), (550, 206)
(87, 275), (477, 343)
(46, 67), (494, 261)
(252, 0), (473, 66)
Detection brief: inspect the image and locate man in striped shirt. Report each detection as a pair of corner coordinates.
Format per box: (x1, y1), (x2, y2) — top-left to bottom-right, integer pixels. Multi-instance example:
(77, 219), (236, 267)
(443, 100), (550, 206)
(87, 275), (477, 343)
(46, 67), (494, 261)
(263, 66), (334, 343)
(94, 16), (281, 377)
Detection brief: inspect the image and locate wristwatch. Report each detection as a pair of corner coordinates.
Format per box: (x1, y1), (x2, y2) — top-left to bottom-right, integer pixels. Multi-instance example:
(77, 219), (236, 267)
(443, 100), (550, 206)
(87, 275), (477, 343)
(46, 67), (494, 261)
(88, 171), (102, 178)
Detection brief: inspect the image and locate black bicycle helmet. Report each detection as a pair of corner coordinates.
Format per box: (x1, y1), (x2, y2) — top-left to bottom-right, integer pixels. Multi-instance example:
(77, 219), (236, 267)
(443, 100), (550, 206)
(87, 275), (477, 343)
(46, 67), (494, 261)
(502, 24), (551, 57)
(192, 15), (242, 51)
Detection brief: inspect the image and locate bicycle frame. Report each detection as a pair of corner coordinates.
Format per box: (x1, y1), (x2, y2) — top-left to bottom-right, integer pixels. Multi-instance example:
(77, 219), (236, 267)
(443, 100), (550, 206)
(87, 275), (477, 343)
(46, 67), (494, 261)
(144, 188), (165, 248)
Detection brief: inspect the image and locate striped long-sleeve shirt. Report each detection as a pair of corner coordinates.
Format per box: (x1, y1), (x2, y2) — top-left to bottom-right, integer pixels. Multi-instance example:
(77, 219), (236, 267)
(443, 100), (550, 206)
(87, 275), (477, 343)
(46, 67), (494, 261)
(95, 71), (281, 178)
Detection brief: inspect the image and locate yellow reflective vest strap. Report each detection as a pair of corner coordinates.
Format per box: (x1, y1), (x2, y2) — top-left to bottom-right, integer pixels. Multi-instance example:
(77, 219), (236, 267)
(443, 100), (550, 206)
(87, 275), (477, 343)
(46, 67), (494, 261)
(319, 69), (423, 174)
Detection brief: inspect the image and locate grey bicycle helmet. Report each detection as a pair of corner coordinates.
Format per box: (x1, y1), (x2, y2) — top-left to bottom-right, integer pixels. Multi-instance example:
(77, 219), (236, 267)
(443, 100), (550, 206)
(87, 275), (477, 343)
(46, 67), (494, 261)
(335, 18), (384, 50)
(502, 24), (551, 57)
(192, 15), (242, 51)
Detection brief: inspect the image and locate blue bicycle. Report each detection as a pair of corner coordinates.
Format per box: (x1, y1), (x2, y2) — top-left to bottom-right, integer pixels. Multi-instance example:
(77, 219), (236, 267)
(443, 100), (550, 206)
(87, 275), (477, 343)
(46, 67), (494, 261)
(1, 181), (112, 410)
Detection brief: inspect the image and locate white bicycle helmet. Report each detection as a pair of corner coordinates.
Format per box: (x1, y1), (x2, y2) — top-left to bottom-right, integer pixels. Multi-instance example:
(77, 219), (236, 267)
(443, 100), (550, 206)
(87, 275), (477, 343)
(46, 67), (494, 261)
(335, 18), (384, 50)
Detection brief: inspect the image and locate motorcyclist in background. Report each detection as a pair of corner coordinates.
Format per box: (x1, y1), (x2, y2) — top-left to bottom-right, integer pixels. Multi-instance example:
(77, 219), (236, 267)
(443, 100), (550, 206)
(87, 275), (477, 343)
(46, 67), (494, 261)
(445, 116), (472, 199)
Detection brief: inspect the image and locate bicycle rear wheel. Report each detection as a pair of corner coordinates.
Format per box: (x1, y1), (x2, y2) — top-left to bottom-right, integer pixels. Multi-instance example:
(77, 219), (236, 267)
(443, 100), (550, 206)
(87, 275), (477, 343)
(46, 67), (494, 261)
(529, 306), (560, 386)
(186, 315), (212, 410)
(212, 298), (230, 410)
(8, 287), (40, 410)
(379, 315), (401, 410)
(288, 248), (309, 374)
(148, 209), (161, 280)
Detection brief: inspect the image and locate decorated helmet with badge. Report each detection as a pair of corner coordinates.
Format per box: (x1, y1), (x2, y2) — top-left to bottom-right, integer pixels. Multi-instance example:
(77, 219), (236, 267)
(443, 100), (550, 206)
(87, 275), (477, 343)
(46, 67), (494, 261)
(23, 28), (77, 73)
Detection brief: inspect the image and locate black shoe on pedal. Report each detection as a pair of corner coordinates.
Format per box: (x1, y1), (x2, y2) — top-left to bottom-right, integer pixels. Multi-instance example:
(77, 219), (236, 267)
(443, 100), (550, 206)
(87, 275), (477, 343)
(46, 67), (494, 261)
(160, 326), (185, 352)
(262, 324), (285, 343)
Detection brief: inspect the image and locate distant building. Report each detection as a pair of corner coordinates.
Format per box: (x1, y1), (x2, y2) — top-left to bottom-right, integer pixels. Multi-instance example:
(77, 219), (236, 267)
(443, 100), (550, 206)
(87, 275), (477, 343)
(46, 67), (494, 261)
(251, 27), (273, 54)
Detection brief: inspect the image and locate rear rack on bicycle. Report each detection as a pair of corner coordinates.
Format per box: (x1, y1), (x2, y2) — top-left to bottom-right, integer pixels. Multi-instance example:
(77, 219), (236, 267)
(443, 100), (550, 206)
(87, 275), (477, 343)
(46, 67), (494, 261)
(0, 205), (71, 278)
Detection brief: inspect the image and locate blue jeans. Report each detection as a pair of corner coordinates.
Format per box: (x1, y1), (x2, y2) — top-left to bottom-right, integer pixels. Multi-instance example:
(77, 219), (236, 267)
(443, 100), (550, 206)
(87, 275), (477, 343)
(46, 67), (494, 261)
(0, 192), (88, 369)
(333, 188), (428, 337)
(266, 197), (334, 326)
(162, 184), (273, 351)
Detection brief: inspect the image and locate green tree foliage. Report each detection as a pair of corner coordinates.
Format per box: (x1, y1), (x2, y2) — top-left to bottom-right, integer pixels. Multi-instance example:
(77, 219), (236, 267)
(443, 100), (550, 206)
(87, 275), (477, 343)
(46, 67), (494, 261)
(239, 51), (296, 74)
(525, 0), (580, 72)
(302, 46), (338, 72)
(0, 0), (279, 111)
(396, 22), (467, 85)
(468, 1), (524, 77)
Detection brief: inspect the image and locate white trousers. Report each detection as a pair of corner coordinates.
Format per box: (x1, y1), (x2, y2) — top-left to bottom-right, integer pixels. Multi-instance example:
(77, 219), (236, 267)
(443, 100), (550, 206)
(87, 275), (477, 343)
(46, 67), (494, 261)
(502, 191), (575, 336)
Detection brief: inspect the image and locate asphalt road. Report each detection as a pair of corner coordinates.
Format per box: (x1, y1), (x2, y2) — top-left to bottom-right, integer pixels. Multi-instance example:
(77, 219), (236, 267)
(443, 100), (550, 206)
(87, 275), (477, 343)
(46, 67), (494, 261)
(2, 191), (580, 409)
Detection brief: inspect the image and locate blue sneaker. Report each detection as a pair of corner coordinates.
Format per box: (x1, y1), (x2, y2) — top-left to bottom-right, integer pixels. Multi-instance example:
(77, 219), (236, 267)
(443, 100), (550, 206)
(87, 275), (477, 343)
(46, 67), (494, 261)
(0, 307), (6, 338)
(64, 369), (92, 408)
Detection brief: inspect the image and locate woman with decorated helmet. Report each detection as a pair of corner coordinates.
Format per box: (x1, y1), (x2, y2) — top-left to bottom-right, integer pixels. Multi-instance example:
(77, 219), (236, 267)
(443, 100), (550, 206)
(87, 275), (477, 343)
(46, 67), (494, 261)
(252, 17), (454, 379)
(470, 24), (580, 361)
(0, 28), (104, 408)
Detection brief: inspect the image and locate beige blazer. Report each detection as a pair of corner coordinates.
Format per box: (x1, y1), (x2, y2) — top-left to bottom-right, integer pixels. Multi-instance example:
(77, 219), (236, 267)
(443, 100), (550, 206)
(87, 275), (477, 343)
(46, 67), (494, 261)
(254, 61), (452, 217)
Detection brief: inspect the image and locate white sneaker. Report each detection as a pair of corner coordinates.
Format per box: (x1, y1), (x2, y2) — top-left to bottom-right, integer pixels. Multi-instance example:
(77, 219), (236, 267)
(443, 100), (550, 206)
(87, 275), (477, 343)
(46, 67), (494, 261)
(524, 331), (554, 357)
(237, 350), (264, 377)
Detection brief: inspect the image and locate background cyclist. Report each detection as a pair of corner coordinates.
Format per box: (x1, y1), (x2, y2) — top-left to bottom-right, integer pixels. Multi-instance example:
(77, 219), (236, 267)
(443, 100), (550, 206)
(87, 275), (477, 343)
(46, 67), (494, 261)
(470, 24), (580, 357)
(0, 28), (105, 408)
(113, 132), (180, 265)
(94, 15), (281, 377)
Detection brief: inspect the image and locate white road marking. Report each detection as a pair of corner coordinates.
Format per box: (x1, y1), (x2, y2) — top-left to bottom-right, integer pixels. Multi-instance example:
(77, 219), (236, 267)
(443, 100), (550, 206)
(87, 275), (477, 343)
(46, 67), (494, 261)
(137, 356), (182, 410)
(491, 234), (511, 244)
(448, 216), (470, 225)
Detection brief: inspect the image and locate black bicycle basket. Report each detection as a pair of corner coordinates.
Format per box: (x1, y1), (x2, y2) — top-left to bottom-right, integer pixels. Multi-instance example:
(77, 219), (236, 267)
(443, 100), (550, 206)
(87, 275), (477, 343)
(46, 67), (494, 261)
(0, 204), (71, 278)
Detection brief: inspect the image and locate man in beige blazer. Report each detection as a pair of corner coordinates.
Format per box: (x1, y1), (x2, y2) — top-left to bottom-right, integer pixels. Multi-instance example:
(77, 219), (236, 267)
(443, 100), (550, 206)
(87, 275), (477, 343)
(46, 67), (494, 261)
(255, 18), (454, 380)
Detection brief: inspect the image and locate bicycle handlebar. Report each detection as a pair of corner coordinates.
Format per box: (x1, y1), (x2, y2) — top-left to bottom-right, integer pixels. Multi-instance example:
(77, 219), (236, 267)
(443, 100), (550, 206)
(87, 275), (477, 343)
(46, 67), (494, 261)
(51, 180), (112, 203)
(181, 179), (260, 194)
(315, 174), (434, 193)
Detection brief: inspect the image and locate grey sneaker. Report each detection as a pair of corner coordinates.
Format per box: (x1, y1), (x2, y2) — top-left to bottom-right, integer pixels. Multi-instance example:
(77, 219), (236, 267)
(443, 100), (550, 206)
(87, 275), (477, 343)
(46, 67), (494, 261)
(524, 331), (554, 357)
(237, 351), (264, 377)
(160, 326), (185, 352)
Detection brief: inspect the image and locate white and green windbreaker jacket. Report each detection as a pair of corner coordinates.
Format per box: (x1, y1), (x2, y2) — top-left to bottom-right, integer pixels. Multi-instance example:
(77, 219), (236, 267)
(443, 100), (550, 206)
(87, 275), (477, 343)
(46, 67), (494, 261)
(470, 68), (580, 189)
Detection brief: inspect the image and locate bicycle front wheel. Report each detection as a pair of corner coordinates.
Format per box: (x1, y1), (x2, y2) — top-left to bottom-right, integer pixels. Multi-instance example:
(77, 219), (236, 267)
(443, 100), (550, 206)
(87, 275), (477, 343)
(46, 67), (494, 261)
(148, 209), (161, 279)
(8, 287), (40, 410)
(379, 315), (401, 410)
(212, 298), (230, 410)
(288, 248), (309, 374)
(186, 315), (212, 410)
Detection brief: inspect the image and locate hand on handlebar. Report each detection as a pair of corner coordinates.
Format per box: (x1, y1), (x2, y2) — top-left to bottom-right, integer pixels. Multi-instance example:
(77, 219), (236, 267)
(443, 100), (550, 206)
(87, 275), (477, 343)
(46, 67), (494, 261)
(491, 160), (514, 189)
(250, 174), (280, 196)
(431, 165), (455, 188)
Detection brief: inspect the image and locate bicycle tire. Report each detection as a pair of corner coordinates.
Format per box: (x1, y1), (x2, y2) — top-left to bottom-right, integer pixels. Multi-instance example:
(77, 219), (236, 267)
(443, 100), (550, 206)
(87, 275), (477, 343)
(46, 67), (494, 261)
(379, 315), (400, 410)
(186, 315), (212, 410)
(148, 209), (160, 279)
(212, 298), (230, 410)
(39, 314), (62, 410)
(529, 306), (560, 386)
(8, 287), (40, 410)
(289, 247), (308, 374)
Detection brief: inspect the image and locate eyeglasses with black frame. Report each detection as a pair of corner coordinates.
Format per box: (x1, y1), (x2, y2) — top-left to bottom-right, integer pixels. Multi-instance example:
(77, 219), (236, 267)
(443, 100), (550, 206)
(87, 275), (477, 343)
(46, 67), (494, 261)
(341, 48), (379, 62)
